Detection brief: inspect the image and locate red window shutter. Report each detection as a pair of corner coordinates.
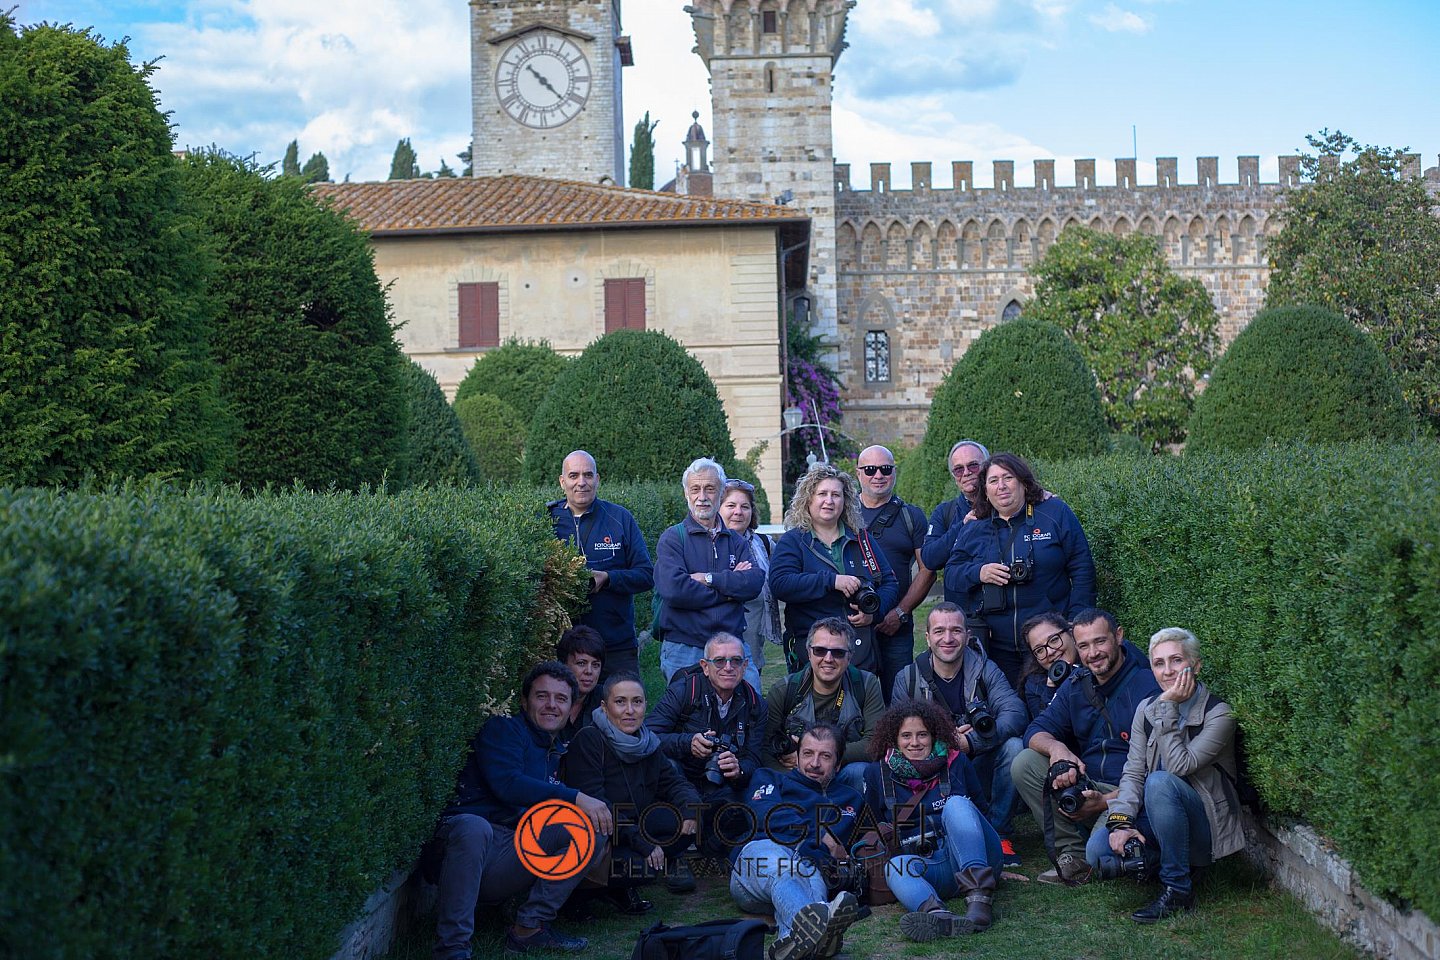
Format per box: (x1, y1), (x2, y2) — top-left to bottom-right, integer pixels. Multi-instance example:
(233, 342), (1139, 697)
(458, 282), (499, 348)
(623, 278), (645, 329)
(605, 278), (646, 331)
(604, 279), (627, 333)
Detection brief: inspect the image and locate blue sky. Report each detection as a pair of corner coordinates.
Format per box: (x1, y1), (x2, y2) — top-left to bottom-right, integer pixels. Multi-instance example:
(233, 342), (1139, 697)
(13, 0), (1440, 187)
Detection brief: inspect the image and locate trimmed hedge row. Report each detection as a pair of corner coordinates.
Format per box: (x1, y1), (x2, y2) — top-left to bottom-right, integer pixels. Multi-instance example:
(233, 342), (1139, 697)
(1040, 443), (1440, 917)
(0, 485), (588, 960)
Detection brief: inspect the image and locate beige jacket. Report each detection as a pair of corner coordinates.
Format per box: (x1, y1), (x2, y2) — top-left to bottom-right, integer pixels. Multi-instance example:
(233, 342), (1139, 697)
(1108, 680), (1246, 860)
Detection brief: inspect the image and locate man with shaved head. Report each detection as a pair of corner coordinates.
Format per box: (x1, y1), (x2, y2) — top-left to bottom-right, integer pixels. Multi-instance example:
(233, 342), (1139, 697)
(856, 444), (933, 702)
(549, 450), (653, 677)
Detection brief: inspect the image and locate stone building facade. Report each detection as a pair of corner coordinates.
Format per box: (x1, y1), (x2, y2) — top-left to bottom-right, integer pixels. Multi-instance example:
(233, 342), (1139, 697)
(833, 155), (1293, 443)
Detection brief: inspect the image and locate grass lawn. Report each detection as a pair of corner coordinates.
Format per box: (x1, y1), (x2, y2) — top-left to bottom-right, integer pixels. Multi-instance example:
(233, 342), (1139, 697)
(385, 607), (1361, 959)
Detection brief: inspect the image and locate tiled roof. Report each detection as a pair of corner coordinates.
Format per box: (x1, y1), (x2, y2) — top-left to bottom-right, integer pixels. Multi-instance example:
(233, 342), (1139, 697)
(310, 175), (808, 237)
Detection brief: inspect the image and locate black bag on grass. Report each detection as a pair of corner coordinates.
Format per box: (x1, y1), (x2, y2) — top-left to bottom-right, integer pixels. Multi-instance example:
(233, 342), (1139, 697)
(631, 917), (768, 960)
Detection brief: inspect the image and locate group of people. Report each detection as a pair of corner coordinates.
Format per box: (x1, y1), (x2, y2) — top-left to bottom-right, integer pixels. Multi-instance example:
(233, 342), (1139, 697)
(426, 446), (1244, 959)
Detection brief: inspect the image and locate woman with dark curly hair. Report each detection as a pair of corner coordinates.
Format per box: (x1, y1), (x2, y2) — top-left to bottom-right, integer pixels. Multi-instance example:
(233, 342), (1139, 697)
(943, 452), (1096, 687)
(769, 462), (898, 673)
(860, 699), (1003, 941)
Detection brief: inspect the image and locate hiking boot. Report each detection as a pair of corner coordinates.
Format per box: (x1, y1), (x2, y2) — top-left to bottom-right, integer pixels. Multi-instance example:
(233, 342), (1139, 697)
(955, 866), (996, 932)
(666, 857), (697, 894)
(1000, 838), (1022, 868)
(1131, 886), (1195, 923)
(899, 897), (966, 942)
(608, 886), (653, 915)
(1037, 853), (1092, 885)
(768, 899), (831, 960)
(815, 891), (860, 958)
(504, 924), (588, 954)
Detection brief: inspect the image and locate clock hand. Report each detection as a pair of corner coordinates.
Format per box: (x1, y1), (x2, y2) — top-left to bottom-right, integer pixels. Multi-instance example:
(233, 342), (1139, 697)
(525, 64), (563, 100)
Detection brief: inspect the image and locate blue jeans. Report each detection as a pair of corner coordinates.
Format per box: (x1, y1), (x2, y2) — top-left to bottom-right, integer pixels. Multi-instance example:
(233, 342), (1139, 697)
(661, 639), (761, 691)
(729, 839), (829, 937)
(884, 796), (1002, 911)
(969, 736), (1024, 836)
(1085, 771), (1211, 894)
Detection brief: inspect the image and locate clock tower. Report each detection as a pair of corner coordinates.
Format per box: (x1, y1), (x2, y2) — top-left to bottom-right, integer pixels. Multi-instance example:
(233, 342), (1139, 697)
(471, 0), (631, 183)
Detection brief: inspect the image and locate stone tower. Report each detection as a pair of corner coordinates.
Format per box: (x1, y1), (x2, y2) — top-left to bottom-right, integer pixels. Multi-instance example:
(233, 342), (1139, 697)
(690, 0), (852, 341)
(471, 0), (632, 183)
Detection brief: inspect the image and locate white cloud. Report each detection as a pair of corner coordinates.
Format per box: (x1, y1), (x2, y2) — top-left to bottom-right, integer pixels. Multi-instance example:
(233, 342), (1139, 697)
(853, 0), (941, 37)
(1089, 3), (1151, 33)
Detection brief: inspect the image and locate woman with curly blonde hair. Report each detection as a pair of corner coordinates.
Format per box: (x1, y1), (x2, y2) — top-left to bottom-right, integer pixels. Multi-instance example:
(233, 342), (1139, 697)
(769, 462), (898, 672)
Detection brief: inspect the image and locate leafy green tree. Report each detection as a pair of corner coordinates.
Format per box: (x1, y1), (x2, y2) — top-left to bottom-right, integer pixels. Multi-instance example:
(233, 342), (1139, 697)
(458, 145), (472, 177)
(301, 151), (330, 183)
(454, 338), (570, 426)
(524, 330), (736, 485)
(178, 151), (407, 490)
(434, 158), (456, 178)
(1187, 306), (1413, 453)
(1265, 130), (1440, 433)
(903, 319), (1107, 506)
(0, 16), (233, 485)
(282, 139), (300, 177)
(628, 111), (658, 189)
(388, 138), (420, 180)
(1025, 226), (1219, 451)
(400, 358), (481, 486)
(454, 393), (527, 485)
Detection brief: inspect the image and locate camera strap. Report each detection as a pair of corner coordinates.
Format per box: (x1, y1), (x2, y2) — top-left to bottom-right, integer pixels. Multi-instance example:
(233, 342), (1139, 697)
(855, 529), (882, 579)
(1041, 760), (1087, 887)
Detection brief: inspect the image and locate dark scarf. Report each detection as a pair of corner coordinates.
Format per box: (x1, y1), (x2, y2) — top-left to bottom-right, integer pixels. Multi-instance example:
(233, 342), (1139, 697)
(590, 706), (661, 763)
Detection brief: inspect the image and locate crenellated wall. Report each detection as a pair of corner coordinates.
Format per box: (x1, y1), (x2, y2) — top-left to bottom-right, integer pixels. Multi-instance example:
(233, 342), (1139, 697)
(833, 154), (1321, 444)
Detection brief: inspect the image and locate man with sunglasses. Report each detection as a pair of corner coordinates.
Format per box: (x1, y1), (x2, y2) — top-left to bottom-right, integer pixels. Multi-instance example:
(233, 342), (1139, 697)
(646, 633), (767, 866)
(919, 440), (990, 574)
(856, 445), (934, 703)
(764, 618), (884, 794)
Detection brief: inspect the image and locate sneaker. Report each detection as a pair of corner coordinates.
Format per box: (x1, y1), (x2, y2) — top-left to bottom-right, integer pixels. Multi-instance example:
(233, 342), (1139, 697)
(768, 900), (831, 960)
(1000, 838), (1022, 869)
(504, 924), (588, 954)
(1131, 886), (1195, 923)
(815, 891), (860, 958)
(666, 857), (697, 894)
(1036, 853), (1092, 886)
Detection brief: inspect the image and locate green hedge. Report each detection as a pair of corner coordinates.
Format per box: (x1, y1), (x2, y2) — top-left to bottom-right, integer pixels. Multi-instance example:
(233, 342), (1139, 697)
(0, 485), (587, 960)
(1042, 443), (1440, 917)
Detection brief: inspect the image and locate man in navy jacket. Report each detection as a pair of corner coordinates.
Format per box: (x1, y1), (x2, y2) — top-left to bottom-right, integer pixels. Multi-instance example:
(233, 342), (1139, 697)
(550, 450), (654, 678)
(1011, 609), (1160, 885)
(729, 724), (867, 960)
(654, 458), (764, 682)
(919, 439), (989, 573)
(434, 662), (613, 957)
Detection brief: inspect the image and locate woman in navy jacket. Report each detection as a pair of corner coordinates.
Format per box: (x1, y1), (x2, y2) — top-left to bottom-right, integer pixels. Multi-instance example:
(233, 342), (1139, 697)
(944, 453), (1095, 688)
(860, 698), (1002, 941)
(768, 462), (898, 673)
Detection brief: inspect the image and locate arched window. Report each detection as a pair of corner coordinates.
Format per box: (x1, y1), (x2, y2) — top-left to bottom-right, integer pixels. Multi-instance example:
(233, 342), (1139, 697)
(1001, 300), (1023, 322)
(864, 331), (891, 383)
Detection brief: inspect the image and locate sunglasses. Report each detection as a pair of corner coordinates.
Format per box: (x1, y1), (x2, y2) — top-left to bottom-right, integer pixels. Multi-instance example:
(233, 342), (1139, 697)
(809, 645), (850, 661)
(724, 479), (755, 492)
(950, 461), (984, 477)
(704, 655), (748, 669)
(858, 464), (895, 476)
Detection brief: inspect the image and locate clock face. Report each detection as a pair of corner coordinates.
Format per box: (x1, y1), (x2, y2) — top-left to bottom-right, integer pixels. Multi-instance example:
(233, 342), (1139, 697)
(494, 31), (592, 130)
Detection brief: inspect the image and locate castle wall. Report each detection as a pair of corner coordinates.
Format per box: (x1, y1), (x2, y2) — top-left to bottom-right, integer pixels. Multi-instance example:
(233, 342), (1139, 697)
(834, 156), (1284, 445)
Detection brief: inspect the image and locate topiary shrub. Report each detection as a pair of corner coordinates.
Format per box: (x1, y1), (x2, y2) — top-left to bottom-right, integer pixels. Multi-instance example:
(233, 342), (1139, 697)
(179, 151), (408, 491)
(454, 393), (527, 485)
(454, 338), (570, 426)
(0, 18), (233, 485)
(400, 359), (480, 487)
(906, 319), (1108, 506)
(1187, 306), (1414, 454)
(524, 330), (737, 485)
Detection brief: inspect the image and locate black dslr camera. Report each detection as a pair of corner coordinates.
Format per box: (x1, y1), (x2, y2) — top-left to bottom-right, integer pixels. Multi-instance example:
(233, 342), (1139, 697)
(1048, 659), (1075, 685)
(1008, 557), (1034, 584)
(963, 698), (996, 737)
(899, 829), (940, 857)
(1046, 760), (1095, 817)
(1105, 836), (1150, 881)
(702, 733), (738, 785)
(851, 582), (881, 615)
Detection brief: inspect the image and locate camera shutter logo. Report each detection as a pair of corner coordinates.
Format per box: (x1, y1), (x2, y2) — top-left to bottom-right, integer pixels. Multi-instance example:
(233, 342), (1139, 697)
(514, 799), (597, 880)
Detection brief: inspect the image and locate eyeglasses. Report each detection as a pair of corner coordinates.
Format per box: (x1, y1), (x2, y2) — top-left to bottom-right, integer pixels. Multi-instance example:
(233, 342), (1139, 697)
(1029, 630), (1070, 658)
(950, 461), (984, 477)
(858, 464), (895, 476)
(809, 645), (850, 661)
(704, 655), (748, 669)
(724, 479), (754, 492)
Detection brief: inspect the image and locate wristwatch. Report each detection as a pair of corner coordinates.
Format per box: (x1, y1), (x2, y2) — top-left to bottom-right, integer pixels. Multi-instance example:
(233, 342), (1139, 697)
(705, 573), (713, 586)
(897, 609), (912, 624)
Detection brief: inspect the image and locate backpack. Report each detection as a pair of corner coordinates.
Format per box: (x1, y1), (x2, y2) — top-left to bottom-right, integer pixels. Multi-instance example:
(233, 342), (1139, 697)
(867, 497), (917, 543)
(631, 918), (768, 960)
(649, 522), (687, 643)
